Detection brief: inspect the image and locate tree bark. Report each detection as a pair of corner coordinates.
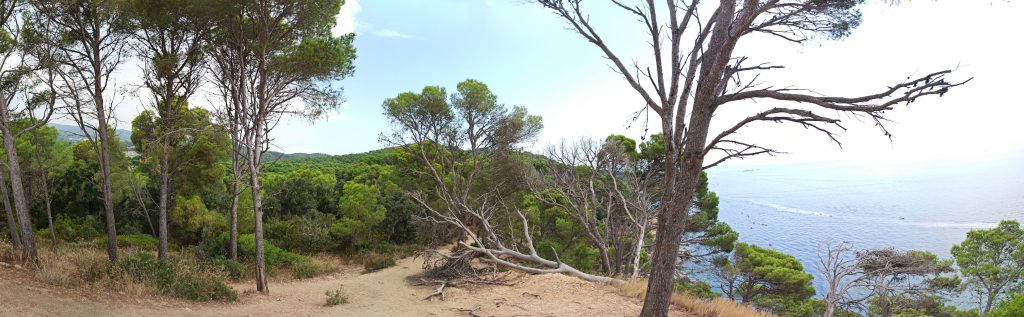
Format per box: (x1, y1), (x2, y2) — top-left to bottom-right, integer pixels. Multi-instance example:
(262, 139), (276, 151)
(157, 132), (170, 261)
(249, 122), (268, 294)
(2, 124), (38, 263)
(157, 103), (172, 262)
(631, 224), (646, 278)
(30, 128), (57, 256)
(95, 96), (118, 262)
(0, 167), (19, 249)
(229, 170), (240, 261)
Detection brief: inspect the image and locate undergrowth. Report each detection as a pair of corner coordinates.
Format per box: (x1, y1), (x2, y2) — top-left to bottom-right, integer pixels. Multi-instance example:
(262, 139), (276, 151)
(618, 279), (777, 317)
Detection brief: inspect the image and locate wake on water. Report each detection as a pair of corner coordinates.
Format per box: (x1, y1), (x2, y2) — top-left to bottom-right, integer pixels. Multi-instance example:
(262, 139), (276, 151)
(752, 200), (998, 229)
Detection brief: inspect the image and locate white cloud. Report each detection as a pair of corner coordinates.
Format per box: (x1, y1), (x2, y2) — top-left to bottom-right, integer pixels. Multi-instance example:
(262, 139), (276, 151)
(332, 0), (361, 36)
(332, 0), (413, 39)
(373, 28), (413, 39)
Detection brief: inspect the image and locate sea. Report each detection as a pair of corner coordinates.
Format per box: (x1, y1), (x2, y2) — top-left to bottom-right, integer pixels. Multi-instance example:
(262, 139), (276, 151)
(704, 151), (1024, 299)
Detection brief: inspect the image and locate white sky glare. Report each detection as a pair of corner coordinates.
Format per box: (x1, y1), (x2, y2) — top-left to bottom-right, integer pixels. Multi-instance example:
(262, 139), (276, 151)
(93, 0), (1024, 168)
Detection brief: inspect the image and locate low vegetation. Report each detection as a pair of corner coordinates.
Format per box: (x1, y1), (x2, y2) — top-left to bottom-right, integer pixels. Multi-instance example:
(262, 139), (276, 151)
(1, 241), (235, 302)
(324, 286), (349, 306)
(618, 279), (775, 317)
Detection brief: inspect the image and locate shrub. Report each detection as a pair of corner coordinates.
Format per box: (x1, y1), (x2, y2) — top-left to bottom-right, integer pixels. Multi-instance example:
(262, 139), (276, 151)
(325, 286), (348, 306)
(292, 259), (320, 279)
(52, 214), (103, 242)
(362, 253), (396, 273)
(200, 233), (334, 278)
(211, 258), (248, 281)
(675, 280), (720, 299)
(117, 252), (237, 302)
(265, 213), (336, 253)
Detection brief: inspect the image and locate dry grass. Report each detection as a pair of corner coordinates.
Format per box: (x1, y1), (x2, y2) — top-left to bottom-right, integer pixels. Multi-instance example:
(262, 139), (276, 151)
(1, 240), (236, 300)
(618, 279), (777, 317)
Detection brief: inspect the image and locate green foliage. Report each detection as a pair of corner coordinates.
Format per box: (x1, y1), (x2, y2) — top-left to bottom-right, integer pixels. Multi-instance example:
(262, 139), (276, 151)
(170, 195), (227, 244)
(718, 243), (815, 305)
(265, 212), (336, 253)
(754, 296), (824, 317)
(605, 134), (638, 160)
(951, 220), (1024, 313)
(51, 131), (135, 220)
(51, 214), (103, 242)
(210, 258), (248, 281)
(989, 293), (1024, 317)
(262, 168), (337, 216)
(674, 280), (720, 299)
(868, 294), (977, 317)
(520, 194), (601, 272)
(332, 182), (387, 250)
(131, 105), (230, 205)
(681, 171), (738, 266)
(203, 233), (309, 274)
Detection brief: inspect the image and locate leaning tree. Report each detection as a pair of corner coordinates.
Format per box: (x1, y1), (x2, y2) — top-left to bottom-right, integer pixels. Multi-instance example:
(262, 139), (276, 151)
(382, 80), (627, 283)
(533, 0), (967, 315)
(0, 0), (60, 263)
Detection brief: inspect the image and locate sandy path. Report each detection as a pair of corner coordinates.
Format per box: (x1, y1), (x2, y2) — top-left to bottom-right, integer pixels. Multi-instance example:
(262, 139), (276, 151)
(0, 257), (692, 317)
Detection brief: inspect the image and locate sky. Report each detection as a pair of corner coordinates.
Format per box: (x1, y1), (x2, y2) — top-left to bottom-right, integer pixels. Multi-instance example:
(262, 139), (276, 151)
(92, 0), (1024, 167)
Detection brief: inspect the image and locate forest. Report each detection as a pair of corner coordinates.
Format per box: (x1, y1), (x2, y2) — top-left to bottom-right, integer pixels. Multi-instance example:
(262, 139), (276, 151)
(0, 0), (1020, 317)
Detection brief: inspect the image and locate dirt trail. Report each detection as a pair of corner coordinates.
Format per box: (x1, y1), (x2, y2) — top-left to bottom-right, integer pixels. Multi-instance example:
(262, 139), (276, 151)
(0, 257), (692, 316)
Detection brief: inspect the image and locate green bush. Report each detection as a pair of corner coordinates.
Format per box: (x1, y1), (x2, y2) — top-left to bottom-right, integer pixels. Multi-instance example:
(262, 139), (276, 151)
(201, 233), (317, 276)
(117, 252), (237, 302)
(988, 294), (1024, 317)
(52, 214), (103, 242)
(265, 213), (336, 253)
(167, 273), (238, 302)
(211, 258), (248, 281)
(674, 280), (720, 299)
(96, 234), (160, 251)
(362, 254), (395, 273)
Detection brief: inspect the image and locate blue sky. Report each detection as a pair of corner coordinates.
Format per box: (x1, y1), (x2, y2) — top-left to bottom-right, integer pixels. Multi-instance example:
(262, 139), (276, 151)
(100, 0), (1024, 166)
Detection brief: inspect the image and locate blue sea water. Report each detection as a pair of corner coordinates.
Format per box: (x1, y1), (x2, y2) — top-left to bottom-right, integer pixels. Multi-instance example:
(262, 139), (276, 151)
(705, 152), (1024, 297)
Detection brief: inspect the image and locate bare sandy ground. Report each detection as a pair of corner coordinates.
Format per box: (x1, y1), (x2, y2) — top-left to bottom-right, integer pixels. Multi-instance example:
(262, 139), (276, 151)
(0, 257), (693, 317)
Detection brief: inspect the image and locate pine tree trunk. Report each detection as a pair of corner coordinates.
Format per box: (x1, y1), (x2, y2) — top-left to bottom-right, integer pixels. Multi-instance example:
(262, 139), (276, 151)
(95, 96), (118, 262)
(0, 168), (19, 249)
(157, 112), (172, 262)
(249, 124), (268, 294)
(30, 128), (57, 256)
(3, 126), (38, 263)
(229, 174), (240, 261)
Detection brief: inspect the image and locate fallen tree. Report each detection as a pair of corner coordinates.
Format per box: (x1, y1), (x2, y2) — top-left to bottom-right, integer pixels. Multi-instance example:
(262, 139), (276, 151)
(382, 79), (622, 285)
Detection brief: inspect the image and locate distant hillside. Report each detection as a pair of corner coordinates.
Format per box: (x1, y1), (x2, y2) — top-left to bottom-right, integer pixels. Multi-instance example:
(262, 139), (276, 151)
(261, 151), (331, 162)
(262, 148), (398, 174)
(49, 123), (132, 145)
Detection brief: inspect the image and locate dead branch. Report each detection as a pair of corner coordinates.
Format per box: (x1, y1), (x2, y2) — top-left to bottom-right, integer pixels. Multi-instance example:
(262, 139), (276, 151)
(457, 306), (483, 317)
(424, 282), (447, 301)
